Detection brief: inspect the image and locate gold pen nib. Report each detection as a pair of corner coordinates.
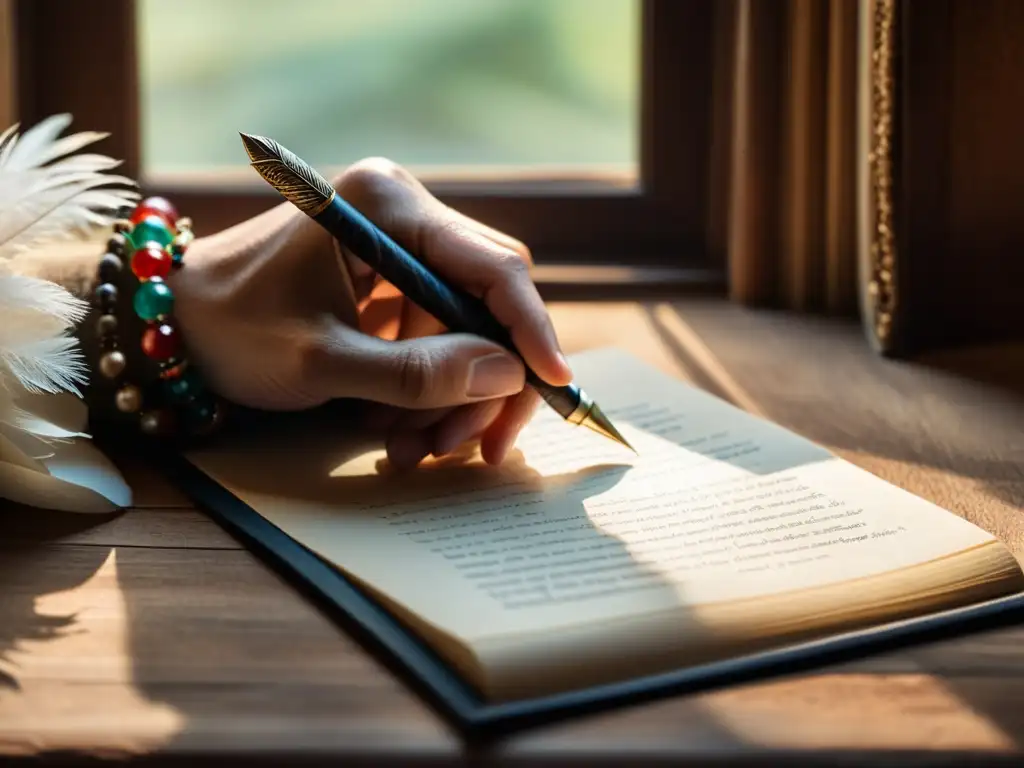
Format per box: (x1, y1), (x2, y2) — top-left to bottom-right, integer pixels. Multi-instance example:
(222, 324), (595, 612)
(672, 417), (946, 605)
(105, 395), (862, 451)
(238, 131), (336, 216)
(579, 401), (637, 454)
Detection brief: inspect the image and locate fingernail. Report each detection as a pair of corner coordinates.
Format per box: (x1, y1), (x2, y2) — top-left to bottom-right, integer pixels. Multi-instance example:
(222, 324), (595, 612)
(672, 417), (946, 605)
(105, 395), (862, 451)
(466, 353), (524, 399)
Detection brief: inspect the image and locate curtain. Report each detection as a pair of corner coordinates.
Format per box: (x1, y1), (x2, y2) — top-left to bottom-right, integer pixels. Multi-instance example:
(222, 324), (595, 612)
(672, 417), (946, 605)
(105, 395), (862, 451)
(721, 0), (861, 318)
(718, 0), (1024, 356)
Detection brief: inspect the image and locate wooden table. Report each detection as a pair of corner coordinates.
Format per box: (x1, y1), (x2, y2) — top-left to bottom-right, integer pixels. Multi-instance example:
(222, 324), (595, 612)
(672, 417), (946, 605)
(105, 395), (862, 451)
(4, 300), (1024, 765)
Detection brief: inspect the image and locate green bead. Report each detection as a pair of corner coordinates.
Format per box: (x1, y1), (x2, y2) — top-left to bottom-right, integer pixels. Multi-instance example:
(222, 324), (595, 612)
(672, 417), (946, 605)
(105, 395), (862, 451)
(166, 368), (204, 401)
(130, 216), (174, 249)
(133, 277), (174, 320)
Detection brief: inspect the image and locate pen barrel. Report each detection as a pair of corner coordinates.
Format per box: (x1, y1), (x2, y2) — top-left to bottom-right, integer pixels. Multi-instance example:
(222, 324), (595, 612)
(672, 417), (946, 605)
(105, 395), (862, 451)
(316, 197), (581, 419)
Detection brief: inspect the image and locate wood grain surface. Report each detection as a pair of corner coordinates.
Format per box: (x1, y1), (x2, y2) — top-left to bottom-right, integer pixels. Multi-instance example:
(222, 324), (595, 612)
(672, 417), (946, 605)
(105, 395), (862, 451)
(3, 300), (1024, 765)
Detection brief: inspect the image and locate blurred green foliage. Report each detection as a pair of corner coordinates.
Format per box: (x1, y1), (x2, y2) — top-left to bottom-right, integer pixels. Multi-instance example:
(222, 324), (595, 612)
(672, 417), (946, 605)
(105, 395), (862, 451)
(138, 0), (638, 174)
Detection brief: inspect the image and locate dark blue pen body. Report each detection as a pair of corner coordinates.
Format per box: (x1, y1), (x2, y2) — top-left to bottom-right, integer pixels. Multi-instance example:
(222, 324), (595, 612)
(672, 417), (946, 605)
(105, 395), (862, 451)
(315, 195), (581, 419)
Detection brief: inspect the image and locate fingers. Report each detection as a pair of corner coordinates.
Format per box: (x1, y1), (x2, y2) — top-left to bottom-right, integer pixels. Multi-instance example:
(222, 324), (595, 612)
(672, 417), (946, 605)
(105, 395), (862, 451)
(309, 323), (526, 410)
(322, 157), (568, 470)
(480, 388), (542, 465)
(380, 392), (536, 470)
(385, 430), (433, 470)
(385, 399), (504, 470)
(432, 399), (505, 457)
(333, 158), (573, 389)
(361, 402), (452, 431)
(417, 220), (572, 388)
(445, 205), (532, 262)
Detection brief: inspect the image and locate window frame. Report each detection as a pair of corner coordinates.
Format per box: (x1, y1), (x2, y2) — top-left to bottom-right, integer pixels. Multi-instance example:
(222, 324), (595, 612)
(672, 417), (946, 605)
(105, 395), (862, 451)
(15, 0), (723, 285)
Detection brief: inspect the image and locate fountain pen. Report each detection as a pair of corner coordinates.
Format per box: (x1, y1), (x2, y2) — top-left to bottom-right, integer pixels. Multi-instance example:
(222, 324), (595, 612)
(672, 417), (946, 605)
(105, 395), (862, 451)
(238, 132), (634, 452)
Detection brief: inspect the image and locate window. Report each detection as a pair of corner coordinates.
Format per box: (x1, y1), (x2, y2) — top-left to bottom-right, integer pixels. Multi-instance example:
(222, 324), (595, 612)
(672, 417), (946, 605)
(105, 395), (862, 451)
(138, 0), (640, 181)
(16, 0), (720, 284)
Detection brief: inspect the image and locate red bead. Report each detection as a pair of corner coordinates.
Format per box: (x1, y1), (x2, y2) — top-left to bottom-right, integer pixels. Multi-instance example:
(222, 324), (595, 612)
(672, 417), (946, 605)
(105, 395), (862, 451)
(141, 323), (180, 360)
(130, 245), (172, 280)
(130, 197), (179, 229)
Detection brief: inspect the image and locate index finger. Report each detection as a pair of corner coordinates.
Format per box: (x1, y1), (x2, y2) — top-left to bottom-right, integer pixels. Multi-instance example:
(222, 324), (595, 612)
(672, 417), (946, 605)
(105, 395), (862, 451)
(417, 214), (572, 388)
(333, 158), (570, 387)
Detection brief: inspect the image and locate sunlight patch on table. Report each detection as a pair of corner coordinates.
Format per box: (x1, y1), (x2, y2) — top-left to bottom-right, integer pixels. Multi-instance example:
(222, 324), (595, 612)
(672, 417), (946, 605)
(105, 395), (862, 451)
(700, 673), (1016, 751)
(0, 549), (184, 754)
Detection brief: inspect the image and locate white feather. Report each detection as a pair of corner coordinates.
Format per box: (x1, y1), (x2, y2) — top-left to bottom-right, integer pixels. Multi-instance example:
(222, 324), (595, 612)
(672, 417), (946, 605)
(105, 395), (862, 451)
(0, 122), (20, 165)
(0, 112), (139, 260)
(1, 335), (86, 394)
(47, 154), (124, 174)
(0, 114), (137, 512)
(4, 114), (75, 170)
(26, 130), (113, 169)
(0, 274), (89, 345)
(0, 175), (140, 257)
(0, 273), (89, 394)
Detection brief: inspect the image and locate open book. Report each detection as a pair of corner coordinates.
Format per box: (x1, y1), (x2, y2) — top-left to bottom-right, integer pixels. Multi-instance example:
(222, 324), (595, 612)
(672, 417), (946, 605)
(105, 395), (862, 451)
(184, 348), (1024, 703)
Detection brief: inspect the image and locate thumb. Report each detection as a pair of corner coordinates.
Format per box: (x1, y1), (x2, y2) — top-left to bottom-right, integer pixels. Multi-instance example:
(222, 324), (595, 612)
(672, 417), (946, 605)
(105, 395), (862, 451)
(312, 327), (526, 410)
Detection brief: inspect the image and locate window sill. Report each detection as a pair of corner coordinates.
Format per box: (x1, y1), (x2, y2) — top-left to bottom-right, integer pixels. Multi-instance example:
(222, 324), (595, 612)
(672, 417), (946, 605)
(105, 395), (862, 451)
(533, 264), (725, 301)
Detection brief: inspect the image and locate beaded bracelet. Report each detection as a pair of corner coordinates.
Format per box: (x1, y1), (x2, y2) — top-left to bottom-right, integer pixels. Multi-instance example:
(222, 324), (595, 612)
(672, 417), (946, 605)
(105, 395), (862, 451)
(92, 196), (226, 441)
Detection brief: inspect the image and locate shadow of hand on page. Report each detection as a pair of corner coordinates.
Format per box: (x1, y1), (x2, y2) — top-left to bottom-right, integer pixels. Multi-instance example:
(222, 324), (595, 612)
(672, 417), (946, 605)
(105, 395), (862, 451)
(198, 417), (634, 514)
(118, 413), (729, 728)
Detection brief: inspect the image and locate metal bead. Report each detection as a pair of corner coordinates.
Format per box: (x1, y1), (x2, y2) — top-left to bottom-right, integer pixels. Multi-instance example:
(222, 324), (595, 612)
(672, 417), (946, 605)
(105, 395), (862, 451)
(114, 384), (142, 413)
(113, 219), (133, 234)
(139, 408), (175, 436)
(96, 313), (118, 338)
(98, 350), (126, 379)
(107, 233), (130, 256)
(95, 282), (118, 311)
(98, 253), (123, 283)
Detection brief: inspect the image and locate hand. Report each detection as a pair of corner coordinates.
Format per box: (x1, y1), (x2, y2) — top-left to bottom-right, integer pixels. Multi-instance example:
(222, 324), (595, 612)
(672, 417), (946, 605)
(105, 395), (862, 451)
(168, 158), (573, 469)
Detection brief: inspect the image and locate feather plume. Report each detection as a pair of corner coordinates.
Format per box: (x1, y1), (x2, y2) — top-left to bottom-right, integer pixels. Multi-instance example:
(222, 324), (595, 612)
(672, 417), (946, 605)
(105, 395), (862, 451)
(0, 114), (138, 512)
(0, 113), (139, 259)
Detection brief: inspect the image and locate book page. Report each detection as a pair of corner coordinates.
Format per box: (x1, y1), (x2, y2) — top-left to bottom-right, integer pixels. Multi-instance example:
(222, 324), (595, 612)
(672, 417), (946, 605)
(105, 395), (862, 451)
(184, 347), (1000, 648)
